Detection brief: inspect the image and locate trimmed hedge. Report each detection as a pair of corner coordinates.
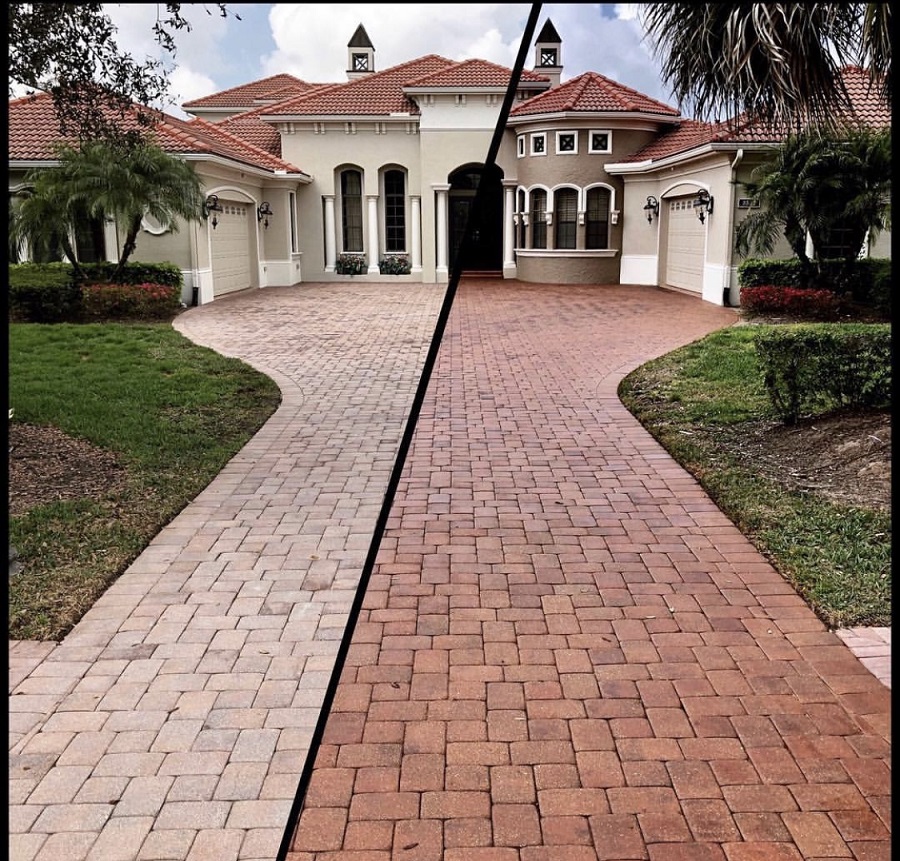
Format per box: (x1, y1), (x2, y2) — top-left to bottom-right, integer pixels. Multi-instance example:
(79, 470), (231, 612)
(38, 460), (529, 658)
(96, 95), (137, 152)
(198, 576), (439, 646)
(8, 264), (81, 322)
(740, 285), (840, 320)
(738, 257), (891, 315)
(754, 323), (891, 424)
(81, 282), (182, 321)
(9, 262), (184, 322)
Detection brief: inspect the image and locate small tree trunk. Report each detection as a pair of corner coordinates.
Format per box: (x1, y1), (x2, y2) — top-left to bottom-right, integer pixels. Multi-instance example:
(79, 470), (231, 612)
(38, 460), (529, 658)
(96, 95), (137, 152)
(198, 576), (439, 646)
(112, 215), (143, 282)
(61, 237), (84, 281)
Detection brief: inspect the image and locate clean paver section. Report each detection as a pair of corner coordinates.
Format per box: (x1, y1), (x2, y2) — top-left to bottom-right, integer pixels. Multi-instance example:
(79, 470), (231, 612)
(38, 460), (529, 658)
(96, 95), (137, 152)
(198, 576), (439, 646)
(285, 281), (890, 860)
(9, 283), (445, 861)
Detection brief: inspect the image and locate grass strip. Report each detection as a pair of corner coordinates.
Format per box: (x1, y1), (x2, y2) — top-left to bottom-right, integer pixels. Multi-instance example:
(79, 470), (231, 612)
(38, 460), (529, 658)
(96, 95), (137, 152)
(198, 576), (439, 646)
(9, 322), (282, 641)
(618, 325), (890, 629)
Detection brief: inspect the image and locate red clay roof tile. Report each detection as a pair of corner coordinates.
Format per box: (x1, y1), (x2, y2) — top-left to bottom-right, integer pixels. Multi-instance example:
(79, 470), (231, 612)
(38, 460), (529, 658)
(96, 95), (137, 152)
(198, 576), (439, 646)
(509, 71), (679, 117)
(404, 58), (549, 88)
(182, 73), (313, 108)
(9, 91), (307, 175)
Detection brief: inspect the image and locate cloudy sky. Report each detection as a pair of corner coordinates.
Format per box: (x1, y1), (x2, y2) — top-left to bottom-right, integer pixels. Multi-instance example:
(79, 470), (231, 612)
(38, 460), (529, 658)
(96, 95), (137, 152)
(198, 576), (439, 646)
(104, 3), (678, 117)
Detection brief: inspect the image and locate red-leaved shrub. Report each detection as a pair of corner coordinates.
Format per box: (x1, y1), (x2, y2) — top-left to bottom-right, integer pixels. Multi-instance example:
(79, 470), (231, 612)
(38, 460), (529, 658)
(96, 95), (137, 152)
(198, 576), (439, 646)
(740, 285), (840, 320)
(81, 282), (182, 321)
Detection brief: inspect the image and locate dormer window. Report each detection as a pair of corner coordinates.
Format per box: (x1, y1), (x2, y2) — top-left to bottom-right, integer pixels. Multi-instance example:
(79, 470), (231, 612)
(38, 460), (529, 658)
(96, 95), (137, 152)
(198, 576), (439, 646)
(539, 48), (557, 66)
(352, 53), (369, 72)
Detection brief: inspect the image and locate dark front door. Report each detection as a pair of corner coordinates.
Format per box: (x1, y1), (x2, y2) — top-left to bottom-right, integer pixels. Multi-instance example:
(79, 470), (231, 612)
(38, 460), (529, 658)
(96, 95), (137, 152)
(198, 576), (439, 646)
(448, 165), (503, 273)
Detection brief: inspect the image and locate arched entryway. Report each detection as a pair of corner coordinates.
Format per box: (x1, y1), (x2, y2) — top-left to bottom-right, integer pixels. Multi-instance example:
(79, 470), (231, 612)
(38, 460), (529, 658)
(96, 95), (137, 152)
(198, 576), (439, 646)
(448, 163), (503, 273)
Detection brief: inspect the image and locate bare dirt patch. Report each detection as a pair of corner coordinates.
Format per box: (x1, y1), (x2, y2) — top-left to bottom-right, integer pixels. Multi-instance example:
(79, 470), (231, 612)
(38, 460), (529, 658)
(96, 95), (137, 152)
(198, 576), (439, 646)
(9, 424), (130, 516)
(712, 410), (891, 512)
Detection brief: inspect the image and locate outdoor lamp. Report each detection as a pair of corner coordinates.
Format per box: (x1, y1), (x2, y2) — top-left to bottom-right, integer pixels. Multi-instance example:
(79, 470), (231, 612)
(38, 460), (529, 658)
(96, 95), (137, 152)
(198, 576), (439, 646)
(694, 189), (714, 223)
(257, 201), (273, 229)
(643, 195), (659, 224)
(204, 194), (223, 229)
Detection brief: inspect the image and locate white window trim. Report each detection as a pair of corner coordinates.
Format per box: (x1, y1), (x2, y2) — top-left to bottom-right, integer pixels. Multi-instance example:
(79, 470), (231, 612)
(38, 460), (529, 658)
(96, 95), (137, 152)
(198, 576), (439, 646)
(555, 131), (578, 155)
(517, 136), (526, 158)
(589, 129), (613, 154)
(530, 132), (547, 157)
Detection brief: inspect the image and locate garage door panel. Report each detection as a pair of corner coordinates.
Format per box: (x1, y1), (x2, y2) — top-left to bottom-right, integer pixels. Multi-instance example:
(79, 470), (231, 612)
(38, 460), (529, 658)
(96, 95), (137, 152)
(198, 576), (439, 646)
(665, 196), (705, 293)
(212, 201), (251, 296)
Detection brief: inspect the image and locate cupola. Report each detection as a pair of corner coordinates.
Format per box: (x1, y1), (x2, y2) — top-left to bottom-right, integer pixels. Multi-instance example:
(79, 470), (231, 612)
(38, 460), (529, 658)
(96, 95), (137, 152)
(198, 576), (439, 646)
(533, 19), (563, 87)
(347, 24), (375, 80)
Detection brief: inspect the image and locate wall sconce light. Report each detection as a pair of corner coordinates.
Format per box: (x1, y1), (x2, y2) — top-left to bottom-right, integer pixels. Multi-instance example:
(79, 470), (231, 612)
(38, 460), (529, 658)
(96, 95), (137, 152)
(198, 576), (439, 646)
(257, 201), (273, 229)
(204, 194), (223, 229)
(643, 195), (659, 224)
(694, 189), (714, 223)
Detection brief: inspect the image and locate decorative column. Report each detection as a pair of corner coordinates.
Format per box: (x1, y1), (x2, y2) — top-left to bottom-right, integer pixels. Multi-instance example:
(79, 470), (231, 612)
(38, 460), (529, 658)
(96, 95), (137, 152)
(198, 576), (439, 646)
(410, 195), (422, 273)
(502, 181), (516, 277)
(434, 184), (450, 280)
(323, 195), (336, 271)
(367, 195), (380, 273)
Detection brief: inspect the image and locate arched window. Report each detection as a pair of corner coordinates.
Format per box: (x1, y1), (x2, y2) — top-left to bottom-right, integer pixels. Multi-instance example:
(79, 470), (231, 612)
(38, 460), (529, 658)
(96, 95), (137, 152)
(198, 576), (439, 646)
(530, 189), (547, 249)
(585, 187), (611, 249)
(554, 188), (578, 249)
(341, 169), (363, 252)
(384, 169), (406, 252)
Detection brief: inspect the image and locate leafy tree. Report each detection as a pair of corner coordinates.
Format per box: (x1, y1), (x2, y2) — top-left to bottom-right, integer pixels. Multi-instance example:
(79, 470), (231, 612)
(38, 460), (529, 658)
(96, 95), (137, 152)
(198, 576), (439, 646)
(735, 128), (891, 268)
(640, 3), (891, 129)
(9, 3), (239, 146)
(13, 141), (206, 281)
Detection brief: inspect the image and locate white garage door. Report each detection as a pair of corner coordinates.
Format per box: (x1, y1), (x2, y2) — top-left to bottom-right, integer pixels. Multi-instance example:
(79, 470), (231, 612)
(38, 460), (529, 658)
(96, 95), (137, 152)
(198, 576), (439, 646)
(211, 201), (252, 296)
(665, 195), (706, 293)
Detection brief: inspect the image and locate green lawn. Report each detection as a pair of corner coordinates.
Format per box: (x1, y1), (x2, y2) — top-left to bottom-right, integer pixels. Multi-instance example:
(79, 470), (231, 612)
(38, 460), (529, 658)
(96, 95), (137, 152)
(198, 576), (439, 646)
(619, 325), (891, 629)
(9, 322), (282, 641)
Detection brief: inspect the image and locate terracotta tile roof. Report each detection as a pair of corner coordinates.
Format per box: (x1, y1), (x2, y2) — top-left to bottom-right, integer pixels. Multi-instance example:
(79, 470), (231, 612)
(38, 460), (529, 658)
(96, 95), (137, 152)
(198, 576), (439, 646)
(404, 58), (550, 88)
(509, 71), (679, 117)
(260, 55), (459, 117)
(8, 91), (308, 176)
(182, 73), (313, 108)
(619, 67), (890, 164)
(251, 82), (333, 104)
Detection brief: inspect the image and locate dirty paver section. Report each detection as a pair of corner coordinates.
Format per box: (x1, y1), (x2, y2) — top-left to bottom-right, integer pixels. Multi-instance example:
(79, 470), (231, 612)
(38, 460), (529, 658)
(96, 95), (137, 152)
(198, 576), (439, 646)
(9, 283), (445, 861)
(286, 281), (890, 861)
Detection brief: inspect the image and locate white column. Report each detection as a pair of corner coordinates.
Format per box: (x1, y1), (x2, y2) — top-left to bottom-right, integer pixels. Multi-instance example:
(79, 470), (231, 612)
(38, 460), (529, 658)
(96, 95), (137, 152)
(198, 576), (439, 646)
(410, 195), (422, 273)
(367, 195), (380, 273)
(502, 181), (516, 276)
(323, 195), (336, 272)
(434, 184), (450, 279)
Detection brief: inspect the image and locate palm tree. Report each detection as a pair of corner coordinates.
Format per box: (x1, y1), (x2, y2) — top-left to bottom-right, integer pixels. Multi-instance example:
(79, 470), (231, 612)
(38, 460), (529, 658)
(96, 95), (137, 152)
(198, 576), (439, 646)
(16, 141), (205, 282)
(640, 3), (891, 130)
(10, 169), (84, 277)
(735, 127), (891, 270)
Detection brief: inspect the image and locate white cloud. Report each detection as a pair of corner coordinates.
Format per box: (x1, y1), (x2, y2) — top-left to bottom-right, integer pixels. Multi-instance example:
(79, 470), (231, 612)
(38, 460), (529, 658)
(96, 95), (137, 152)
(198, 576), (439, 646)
(262, 4), (531, 82)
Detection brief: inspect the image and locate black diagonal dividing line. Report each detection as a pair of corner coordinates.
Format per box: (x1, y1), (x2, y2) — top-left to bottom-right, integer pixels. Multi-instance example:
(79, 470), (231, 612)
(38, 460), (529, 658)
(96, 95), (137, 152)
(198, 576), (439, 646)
(276, 5), (544, 857)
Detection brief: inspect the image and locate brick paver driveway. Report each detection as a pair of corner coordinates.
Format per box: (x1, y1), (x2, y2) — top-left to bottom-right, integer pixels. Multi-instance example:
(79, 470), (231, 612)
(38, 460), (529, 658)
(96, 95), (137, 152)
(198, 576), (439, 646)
(9, 280), (889, 861)
(9, 283), (444, 861)
(285, 281), (890, 861)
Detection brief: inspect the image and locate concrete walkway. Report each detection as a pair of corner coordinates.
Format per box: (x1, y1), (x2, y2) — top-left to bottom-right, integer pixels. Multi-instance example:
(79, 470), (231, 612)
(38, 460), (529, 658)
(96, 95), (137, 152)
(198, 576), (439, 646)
(9, 281), (890, 861)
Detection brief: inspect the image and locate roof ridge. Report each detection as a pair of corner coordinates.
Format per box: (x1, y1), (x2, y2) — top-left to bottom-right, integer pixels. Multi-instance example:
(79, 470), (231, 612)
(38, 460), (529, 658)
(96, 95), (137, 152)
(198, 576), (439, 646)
(182, 73), (308, 107)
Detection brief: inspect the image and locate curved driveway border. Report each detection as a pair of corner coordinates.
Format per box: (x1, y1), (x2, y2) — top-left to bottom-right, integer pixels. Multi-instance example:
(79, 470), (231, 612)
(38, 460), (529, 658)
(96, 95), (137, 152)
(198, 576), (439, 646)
(285, 281), (890, 861)
(9, 282), (445, 861)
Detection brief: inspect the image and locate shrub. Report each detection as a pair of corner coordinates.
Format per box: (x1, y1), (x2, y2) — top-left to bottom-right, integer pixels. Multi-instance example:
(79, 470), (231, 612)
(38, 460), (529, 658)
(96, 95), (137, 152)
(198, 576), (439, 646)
(77, 261), (183, 288)
(335, 253), (367, 275)
(738, 257), (890, 312)
(740, 285), (840, 320)
(754, 324), (891, 424)
(81, 282), (182, 321)
(379, 254), (411, 275)
(8, 263), (81, 322)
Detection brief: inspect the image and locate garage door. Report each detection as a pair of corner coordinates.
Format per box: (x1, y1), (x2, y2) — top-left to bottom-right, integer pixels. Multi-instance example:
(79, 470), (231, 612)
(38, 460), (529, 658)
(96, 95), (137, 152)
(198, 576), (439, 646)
(211, 201), (252, 296)
(665, 195), (706, 293)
